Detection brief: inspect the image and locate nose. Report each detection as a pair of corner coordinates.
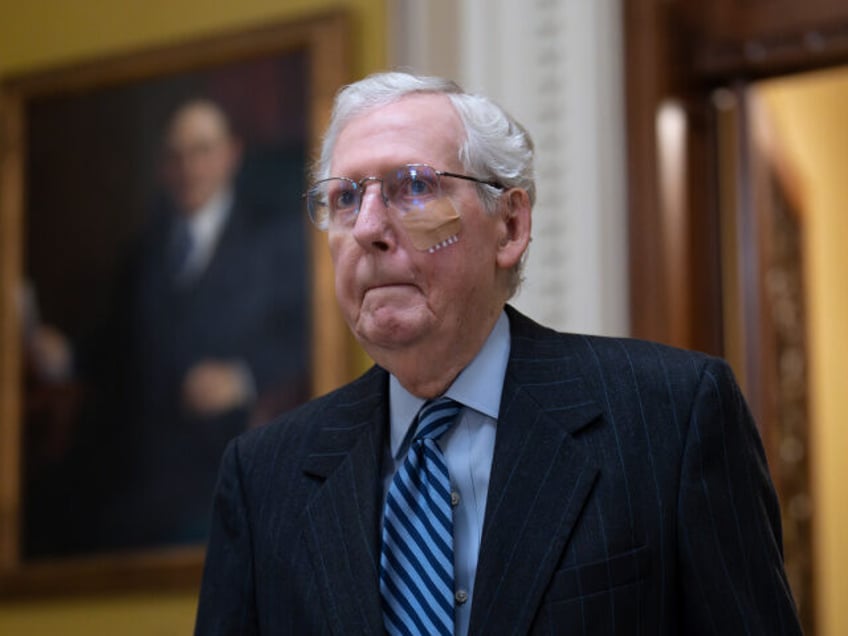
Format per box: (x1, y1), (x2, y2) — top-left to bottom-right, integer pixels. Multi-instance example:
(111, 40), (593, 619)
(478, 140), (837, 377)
(352, 181), (395, 251)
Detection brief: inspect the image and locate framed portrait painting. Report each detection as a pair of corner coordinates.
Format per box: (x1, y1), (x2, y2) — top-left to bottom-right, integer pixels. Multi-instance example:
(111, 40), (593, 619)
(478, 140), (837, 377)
(0, 10), (355, 595)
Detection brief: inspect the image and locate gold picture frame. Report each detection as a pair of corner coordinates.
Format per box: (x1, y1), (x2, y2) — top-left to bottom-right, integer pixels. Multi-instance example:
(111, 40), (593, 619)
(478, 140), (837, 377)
(0, 10), (355, 596)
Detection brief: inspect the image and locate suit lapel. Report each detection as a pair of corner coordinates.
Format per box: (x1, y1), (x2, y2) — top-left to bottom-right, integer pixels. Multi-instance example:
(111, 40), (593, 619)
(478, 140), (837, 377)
(301, 368), (388, 636)
(469, 309), (603, 635)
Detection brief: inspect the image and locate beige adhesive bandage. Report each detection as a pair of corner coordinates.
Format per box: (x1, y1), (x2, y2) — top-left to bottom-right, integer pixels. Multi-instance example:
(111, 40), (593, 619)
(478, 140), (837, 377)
(399, 198), (462, 253)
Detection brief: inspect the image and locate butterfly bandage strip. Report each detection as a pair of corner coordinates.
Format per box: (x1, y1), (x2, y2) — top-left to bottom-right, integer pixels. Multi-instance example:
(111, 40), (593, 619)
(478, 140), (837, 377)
(400, 198), (462, 253)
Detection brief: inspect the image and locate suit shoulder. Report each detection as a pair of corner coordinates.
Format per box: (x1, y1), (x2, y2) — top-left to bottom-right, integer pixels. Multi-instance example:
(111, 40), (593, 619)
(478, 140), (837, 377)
(584, 332), (735, 378)
(506, 305), (732, 390)
(576, 332), (716, 367)
(572, 335), (745, 422)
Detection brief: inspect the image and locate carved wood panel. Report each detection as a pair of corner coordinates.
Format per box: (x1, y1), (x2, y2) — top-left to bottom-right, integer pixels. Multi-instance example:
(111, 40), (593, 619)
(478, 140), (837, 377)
(674, 0), (848, 78)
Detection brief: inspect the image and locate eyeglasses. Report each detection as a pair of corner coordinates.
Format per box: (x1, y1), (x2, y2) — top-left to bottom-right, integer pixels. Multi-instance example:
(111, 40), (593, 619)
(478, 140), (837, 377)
(304, 164), (504, 231)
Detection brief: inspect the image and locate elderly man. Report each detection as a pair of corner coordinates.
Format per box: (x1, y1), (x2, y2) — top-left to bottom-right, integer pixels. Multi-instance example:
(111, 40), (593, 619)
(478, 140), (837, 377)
(28, 99), (307, 551)
(89, 99), (307, 543)
(195, 73), (801, 635)
(146, 99), (302, 420)
(101, 98), (308, 546)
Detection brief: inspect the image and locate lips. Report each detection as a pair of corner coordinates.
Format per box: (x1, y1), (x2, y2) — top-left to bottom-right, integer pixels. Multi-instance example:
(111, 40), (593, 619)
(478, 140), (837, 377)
(364, 281), (416, 294)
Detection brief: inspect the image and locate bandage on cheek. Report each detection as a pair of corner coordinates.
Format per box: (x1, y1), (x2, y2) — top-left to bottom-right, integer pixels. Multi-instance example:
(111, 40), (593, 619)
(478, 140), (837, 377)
(400, 198), (462, 253)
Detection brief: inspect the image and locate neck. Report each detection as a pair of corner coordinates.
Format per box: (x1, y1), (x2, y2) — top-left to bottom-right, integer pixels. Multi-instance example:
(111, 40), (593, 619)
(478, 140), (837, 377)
(388, 356), (468, 399)
(370, 306), (503, 399)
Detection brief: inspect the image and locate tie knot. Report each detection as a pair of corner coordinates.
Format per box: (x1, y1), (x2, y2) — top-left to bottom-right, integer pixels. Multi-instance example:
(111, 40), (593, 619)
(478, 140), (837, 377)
(413, 397), (461, 442)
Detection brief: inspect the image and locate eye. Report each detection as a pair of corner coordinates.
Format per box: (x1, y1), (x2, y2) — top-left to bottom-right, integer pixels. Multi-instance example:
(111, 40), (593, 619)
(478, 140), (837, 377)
(392, 167), (438, 208)
(329, 183), (358, 210)
(408, 177), (433, 196)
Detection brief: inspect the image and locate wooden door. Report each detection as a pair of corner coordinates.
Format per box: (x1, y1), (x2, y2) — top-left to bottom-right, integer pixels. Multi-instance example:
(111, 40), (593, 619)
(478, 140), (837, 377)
(624, 1), (848, 633)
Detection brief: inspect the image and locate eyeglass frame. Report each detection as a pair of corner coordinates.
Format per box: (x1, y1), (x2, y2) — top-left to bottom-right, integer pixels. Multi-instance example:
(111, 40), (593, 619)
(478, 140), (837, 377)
(303, 163), (505, 231)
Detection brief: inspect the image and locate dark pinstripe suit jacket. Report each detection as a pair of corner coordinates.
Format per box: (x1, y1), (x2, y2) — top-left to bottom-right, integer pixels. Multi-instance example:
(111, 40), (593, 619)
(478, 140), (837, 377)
(195, 306), (801, 635)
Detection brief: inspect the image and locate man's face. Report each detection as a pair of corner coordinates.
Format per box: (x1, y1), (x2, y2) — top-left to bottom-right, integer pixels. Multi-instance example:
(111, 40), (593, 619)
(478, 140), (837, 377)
(162, 103), (241, 215)
(327, 94), (512, 363)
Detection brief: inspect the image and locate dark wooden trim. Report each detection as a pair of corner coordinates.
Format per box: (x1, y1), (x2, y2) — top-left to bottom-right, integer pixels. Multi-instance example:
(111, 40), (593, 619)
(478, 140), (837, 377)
(0, 91), (24, 573)
(623, 0), (674, 345)
(681, 93), (724, 354)
(625, 0), (848, 352)
(694, 21), (848, 80)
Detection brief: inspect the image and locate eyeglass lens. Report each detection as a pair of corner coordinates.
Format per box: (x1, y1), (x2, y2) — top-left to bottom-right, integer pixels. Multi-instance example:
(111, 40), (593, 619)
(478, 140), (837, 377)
(307, 165), (443, 230)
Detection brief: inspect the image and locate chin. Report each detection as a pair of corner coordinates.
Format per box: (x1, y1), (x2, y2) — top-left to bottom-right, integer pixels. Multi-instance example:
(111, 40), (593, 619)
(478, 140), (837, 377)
(355, 312), (429, 352)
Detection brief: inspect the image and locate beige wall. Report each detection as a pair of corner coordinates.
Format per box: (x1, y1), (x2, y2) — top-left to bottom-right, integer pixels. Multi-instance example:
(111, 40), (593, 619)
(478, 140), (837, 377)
(0, 0), (384, 632)
(759, 68), (848, 636)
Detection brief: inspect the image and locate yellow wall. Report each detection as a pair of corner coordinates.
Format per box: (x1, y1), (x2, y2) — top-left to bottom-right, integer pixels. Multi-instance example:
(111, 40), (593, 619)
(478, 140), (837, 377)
(0, 0), (385, 633)
(0, 0), (385, 77)
(759, 68), (848, 636)
(0, 593), (201, 635)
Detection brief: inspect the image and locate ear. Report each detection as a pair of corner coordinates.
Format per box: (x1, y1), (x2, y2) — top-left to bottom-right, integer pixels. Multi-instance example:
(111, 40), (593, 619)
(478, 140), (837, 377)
(495, 188), (532, 270)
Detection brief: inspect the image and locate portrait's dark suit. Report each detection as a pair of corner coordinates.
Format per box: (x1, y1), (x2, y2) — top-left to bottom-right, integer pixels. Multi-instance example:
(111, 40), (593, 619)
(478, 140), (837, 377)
(84, 194), (309, 548)
(196, 306), (801, 635)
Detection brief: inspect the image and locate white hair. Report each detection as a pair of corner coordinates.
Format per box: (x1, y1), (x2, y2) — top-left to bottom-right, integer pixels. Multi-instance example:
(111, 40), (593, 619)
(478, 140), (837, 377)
(315, 71), (536, 210)
(314, 72), (535, 295)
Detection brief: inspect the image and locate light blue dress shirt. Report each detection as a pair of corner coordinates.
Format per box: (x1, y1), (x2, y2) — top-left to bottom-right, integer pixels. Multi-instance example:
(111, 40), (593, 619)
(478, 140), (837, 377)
(385, 311), (510, 636)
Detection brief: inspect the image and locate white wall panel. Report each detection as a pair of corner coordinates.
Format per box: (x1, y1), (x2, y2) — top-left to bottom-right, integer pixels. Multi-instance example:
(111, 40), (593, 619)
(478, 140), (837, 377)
(389, 0), (629, 336)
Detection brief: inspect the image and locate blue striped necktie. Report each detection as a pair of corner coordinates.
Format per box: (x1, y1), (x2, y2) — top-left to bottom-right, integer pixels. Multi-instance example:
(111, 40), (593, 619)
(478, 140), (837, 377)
(380, 397), (461, 636)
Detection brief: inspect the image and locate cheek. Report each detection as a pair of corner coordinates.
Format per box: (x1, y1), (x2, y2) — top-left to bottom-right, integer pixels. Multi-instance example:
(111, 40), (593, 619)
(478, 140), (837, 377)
(422, 255), (469, 303)
(399, 199), (462, 252)
(438, 239), (498, 300)
(328, 237), (357, 300)
(327, 231), (350, 267)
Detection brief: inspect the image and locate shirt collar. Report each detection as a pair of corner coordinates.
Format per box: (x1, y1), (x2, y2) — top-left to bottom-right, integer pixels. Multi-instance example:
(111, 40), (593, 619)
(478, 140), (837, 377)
(186, 187), (233, 242)
(388, 310), (511, 459)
